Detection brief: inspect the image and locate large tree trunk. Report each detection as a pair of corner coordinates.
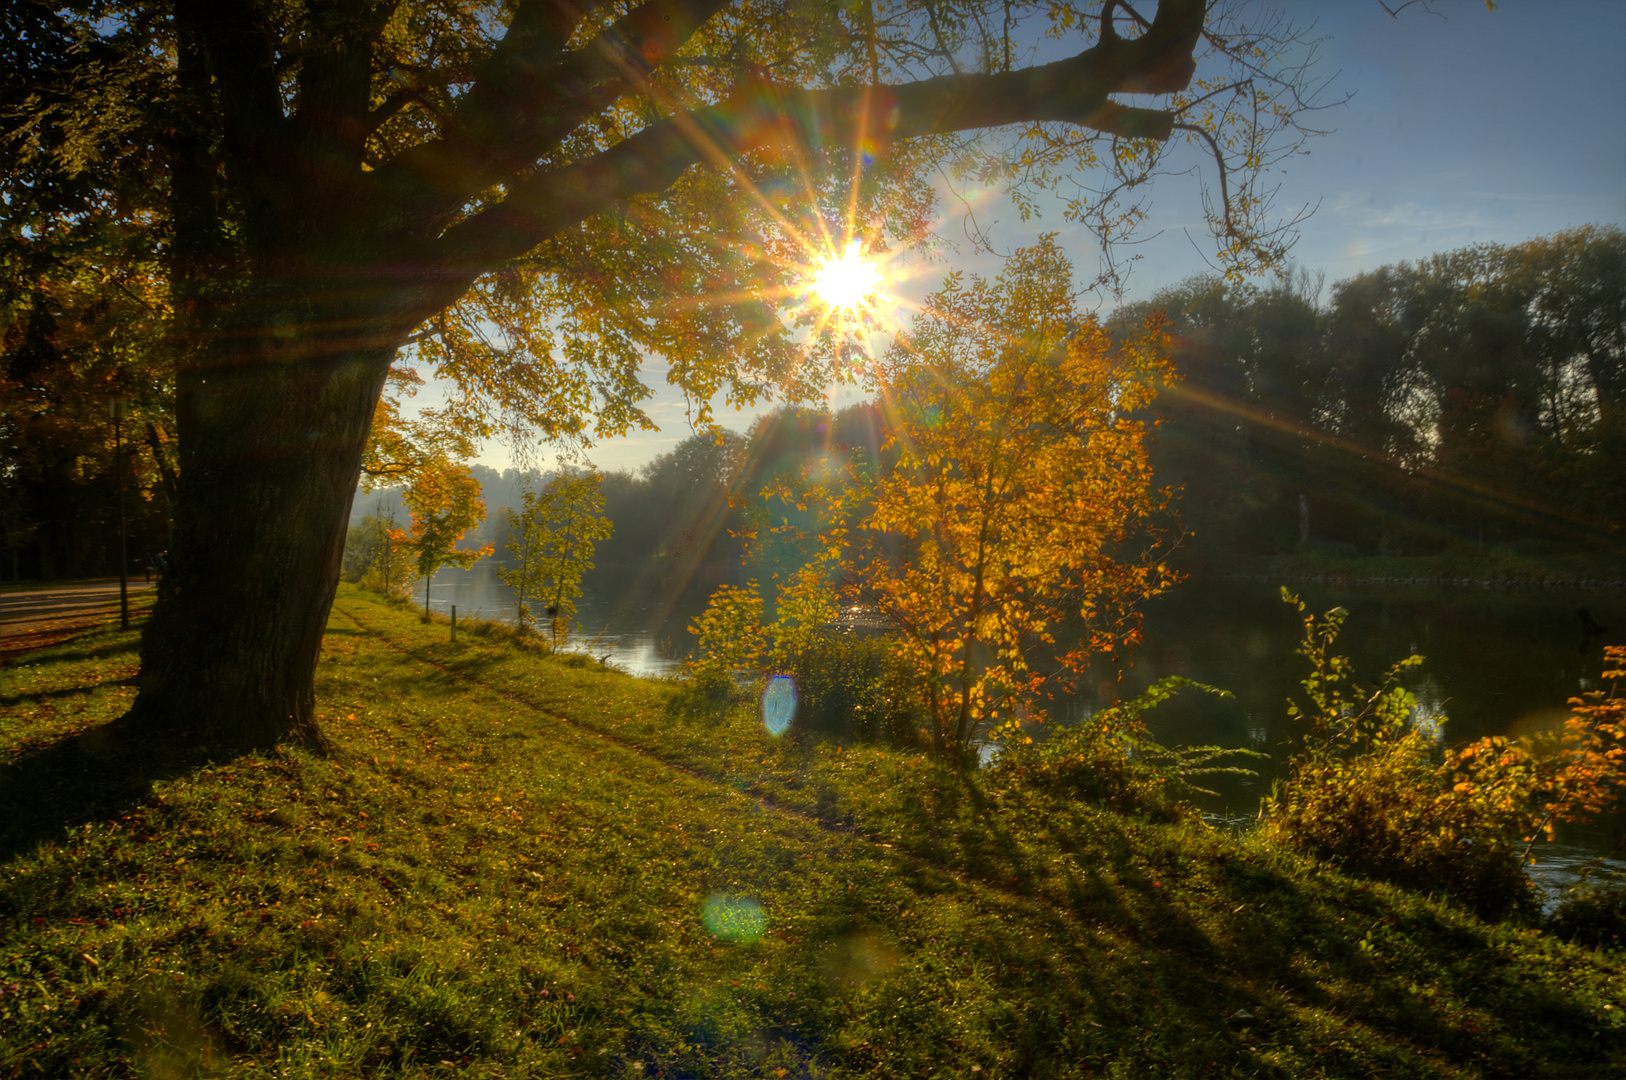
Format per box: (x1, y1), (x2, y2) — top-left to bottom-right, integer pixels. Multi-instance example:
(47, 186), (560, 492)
(122, 284), (397, 753)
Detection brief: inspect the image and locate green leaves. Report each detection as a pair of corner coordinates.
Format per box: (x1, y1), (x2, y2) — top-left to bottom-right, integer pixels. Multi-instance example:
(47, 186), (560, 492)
(994, 675), (1258, 816)
(497, 472), (612, 645)
(1267, 592), (1551, 919)
(1279, 588), (1425, 760)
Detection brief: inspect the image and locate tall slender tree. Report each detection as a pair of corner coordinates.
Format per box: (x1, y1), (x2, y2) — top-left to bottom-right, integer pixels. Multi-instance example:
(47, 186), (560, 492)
(393, 459), (492, 623)
(774, 238), (1176, 755)
(500, 471), (612, 644)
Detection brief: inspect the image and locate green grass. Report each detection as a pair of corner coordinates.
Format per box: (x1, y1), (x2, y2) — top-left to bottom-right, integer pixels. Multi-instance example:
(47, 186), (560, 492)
(2, 584), (1623, 1078)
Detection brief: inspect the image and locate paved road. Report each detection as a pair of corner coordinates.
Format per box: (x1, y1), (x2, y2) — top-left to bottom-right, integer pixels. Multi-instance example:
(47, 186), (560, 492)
(0, 578), (154, 659)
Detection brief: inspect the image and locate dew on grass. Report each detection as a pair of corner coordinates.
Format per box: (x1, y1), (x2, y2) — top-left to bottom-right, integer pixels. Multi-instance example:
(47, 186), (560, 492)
(701, 894), (766, 942)
(761, 675), (797, 737)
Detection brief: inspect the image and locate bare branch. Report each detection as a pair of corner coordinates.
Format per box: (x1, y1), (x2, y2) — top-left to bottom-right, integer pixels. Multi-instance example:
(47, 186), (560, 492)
(1378, 1), (1448, 20)
(1171, 121), (1233, 236)
(924, 2), (966, 76)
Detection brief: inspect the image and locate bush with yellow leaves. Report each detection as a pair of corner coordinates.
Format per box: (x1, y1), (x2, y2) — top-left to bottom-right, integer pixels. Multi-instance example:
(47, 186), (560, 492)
(1265, 595), (1626, 921)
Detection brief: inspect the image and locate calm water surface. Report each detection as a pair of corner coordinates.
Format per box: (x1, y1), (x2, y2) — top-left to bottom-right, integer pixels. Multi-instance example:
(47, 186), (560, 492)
(1094, 579), (1626, 900)
(418, 565), (698, 678)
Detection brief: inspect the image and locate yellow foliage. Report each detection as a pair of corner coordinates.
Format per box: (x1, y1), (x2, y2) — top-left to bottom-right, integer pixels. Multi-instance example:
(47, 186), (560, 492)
(499, 472), (612, 644)
(773, 237), (1178, 755)
(392, 459), (493, 585)
(686, 583), (770, 696)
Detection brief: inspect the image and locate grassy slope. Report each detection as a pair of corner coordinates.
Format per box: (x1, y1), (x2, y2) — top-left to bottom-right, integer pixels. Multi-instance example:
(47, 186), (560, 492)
(1, 585), (1622, 1079)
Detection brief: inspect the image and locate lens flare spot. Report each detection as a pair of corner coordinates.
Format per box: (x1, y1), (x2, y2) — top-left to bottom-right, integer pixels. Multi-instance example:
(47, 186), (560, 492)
(762, 674), (797, 737)
(819, 929), (898, 989)
(701, 894), (766, 942)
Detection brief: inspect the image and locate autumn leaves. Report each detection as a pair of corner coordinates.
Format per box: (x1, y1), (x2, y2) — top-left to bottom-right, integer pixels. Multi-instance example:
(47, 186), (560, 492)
(693, 237), (1178, 754)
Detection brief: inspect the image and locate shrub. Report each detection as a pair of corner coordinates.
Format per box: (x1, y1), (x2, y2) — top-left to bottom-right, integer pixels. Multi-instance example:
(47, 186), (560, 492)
(780, 632), (928, 746)
(685, 582), (770, 700)
(1268, 731), (1538, 920)
(1547, 880), (1626, 951)
(685, 576), (928, 744)
(993, 677), (1259, 822)
(1263, 590), (1545, 920)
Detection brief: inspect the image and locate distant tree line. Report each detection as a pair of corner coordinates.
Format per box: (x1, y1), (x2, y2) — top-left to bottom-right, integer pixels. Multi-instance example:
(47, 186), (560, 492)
(1110, 225), (1625, 568)
(335, 407), (892, 613)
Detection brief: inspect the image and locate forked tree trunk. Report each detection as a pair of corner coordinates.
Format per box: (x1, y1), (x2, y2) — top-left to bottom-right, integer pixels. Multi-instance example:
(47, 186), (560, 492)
(122, 289), (397, 753)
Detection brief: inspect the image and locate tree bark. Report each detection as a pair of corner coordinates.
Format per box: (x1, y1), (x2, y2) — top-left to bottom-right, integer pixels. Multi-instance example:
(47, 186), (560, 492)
(122, 281), (397, 752)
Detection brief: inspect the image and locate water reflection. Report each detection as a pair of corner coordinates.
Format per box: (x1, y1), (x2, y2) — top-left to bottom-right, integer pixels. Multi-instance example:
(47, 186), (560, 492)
(1410, 675), (1446, 743)
(415, 564), (705, 677)
(1078, 581), (1622, 801)
(1525, 841), (1626, 913)
(416, 568), (1621, 752)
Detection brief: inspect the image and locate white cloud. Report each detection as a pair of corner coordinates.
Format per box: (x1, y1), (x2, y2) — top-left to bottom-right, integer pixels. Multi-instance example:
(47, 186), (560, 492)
(1323, 194), (1485, 233)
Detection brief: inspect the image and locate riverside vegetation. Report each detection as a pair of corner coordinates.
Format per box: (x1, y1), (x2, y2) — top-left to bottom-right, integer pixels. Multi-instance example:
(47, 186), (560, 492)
(2, 585), (1625, 1078)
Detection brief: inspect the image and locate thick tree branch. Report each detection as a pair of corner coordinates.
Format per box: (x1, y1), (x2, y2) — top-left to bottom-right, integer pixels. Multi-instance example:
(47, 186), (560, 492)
(366, 86), (421, 133)
(431, 0), (1202, 288)
(292, 0), (392, 166)
(174, 0), (287, 237)
(525, 0), (609, 53)
(375, 0), (732, 232)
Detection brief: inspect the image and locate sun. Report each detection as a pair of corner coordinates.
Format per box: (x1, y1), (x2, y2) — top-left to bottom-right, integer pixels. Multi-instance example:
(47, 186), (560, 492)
(810, 241), (883, 311)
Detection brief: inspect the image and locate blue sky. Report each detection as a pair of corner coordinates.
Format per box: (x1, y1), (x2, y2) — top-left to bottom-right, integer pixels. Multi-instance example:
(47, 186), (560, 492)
(465, 0), (1626, 476)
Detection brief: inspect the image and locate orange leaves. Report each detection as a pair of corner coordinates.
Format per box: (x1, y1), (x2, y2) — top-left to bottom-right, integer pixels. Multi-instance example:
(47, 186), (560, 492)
(398, 459), (491, 581)
(1428, 646), (1626, 856)
(1538, 653), (1626, 826)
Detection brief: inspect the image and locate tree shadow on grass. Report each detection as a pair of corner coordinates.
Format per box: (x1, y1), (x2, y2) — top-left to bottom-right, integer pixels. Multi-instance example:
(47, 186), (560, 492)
(0, 717), (210, 865)
(0, 675), (139, 710)
(1, 637), (145, 673)
(887, 764), (1060, 885)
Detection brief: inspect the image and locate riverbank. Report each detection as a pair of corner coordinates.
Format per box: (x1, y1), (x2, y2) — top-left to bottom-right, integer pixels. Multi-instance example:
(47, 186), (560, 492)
(2, 585), (1623, 1077)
